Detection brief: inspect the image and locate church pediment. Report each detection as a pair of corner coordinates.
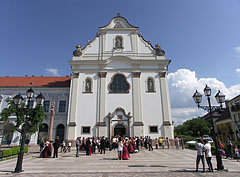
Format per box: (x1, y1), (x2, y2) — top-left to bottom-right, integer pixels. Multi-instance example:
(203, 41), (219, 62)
(99, 13), (138, 31)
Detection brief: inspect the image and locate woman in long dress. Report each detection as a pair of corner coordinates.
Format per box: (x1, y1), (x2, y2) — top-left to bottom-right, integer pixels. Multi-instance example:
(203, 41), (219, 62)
(122, 140), (130, 160)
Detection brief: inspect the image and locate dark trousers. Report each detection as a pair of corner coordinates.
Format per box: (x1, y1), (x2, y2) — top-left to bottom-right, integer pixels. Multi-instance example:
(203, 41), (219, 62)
(100, 148), (105, 154)
(156, 144), (158, 149)
(53, 148), (58, 158)
(148, 143), (153, 151)
(206, 157), (213, 172)
(76, 146), (79, 157)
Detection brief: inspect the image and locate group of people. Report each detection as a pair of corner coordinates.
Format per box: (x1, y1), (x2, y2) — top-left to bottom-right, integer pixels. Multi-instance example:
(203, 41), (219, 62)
(195, 138), (214, 173)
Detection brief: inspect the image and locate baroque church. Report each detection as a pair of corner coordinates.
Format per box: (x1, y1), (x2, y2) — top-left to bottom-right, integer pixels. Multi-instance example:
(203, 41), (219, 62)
(67, 13), (173, 141)
(0, 14), (174, 145)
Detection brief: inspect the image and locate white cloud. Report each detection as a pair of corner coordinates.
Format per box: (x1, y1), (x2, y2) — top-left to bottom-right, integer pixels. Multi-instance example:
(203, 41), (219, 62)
(234, 46), (240, 54)
(45, 68), (60, 76)
(168, 69), (240, 125)
(236, 68), (240, 73)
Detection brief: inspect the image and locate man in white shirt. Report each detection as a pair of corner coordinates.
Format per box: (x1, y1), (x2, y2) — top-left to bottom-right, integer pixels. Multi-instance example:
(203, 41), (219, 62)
(204, 140), (214, 172)
(195, 139), (205, 172)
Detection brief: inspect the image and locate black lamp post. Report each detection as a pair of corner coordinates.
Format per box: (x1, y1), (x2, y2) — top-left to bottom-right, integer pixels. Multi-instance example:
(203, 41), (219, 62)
(12, 88), (44, 173)
(193, 85), (225, 170)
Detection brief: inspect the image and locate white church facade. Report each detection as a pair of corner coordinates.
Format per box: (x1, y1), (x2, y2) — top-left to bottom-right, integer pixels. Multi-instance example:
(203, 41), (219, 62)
(0, 14), (174, 145)
(67, 14), (174, 141)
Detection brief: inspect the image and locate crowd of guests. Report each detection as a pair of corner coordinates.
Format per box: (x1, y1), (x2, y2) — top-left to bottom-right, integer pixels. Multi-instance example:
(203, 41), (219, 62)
(39, 135), (174, 159)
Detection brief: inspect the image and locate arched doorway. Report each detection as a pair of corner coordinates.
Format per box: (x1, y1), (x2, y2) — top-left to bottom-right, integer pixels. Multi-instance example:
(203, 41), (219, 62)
(38, 123), (48, 144)
(114, 124), (126, 136)
(56, 124), (64, 143)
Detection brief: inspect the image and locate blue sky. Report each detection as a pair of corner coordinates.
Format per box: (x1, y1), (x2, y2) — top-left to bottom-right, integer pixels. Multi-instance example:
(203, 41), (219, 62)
(0, 0), (239, 124)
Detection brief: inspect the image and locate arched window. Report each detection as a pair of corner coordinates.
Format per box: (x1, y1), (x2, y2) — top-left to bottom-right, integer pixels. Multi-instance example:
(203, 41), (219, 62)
(147, 77), (155, 92)
(109, 73), (130, 93)
(114, 36), (123, 49)
(84, 77), (92, 93)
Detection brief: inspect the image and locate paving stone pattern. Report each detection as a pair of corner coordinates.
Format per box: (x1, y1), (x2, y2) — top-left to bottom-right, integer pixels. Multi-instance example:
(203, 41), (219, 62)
(0, 146), (239, 177)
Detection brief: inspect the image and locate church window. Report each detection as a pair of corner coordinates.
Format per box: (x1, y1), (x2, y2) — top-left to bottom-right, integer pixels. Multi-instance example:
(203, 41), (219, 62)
(82, 126), (91, 134)
(108, 73), (130, 93)
(149, 126), (158, 133)
(58, 100), (66, 112)
(147, 77), (155, 92)
(43, 100), (50, 112)
(114, 36), (123, 49)
(84, 77), (92, 93)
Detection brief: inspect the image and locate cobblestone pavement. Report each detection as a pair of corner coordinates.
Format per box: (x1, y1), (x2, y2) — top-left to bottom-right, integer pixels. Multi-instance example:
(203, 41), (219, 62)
(0, 147), (239, 176)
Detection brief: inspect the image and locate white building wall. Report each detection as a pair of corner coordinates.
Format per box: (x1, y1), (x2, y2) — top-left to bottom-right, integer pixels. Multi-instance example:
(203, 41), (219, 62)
(140, 72), (163, 139)
(76, 73), (98, 137)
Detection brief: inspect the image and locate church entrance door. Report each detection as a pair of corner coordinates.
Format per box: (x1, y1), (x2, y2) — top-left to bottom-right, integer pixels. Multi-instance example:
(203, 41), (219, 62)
(114, 124), (126, 136)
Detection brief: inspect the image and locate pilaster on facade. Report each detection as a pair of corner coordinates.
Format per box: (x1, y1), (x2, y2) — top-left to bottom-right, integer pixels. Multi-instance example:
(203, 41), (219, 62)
(159, 71), (174, 139)
(96, 72), (107, 137)
(131, 72), (144, 136)
(67, 72), (79, 141)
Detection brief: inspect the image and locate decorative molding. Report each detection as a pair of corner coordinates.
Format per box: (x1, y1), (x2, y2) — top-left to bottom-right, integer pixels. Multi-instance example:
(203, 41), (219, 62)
(163, 121), (171, 126)
(96, 122), (107, 126)
(98, 72), (107, 78)
(131, 72), (141, 78)
(108, 107), (132, 120)
(72, 73), (79, 78)
(159, 72), (166, 78)
(68, 122), (76, 126)
(133, 122), (144, 126)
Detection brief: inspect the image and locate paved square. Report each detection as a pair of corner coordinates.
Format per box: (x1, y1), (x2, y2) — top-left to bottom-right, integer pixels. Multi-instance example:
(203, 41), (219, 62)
(0, 147), (239, 176)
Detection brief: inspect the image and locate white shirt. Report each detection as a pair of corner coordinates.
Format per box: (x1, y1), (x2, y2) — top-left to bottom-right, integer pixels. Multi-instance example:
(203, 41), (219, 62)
(195, 142), (204, 155)
(204, 143), (212, 157)
(118, 142), (123, 151)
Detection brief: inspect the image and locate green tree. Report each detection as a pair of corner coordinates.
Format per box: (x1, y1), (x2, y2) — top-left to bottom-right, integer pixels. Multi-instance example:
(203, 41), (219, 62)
(0, 100), (47, 173)
(174, 117), (210, 137)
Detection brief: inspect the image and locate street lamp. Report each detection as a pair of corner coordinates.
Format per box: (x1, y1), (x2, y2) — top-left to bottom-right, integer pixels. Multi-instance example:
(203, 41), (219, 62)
(193, 85), (225, 170)
(12, 88), (44, 173)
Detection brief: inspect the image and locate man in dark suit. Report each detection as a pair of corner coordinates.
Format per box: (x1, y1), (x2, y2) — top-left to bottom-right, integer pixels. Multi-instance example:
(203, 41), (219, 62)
(85, 138), (90, 155)
(100, 136), (106, 154)
(53, 136), (61, 158)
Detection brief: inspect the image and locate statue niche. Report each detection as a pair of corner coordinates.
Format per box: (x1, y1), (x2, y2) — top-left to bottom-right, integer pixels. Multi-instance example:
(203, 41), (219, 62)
(114, 36), (123, 49)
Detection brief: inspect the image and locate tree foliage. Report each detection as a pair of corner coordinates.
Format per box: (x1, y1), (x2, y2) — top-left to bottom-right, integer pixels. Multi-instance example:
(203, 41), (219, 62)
(174, 117), (210, 137)
(0, 100), (47, 134)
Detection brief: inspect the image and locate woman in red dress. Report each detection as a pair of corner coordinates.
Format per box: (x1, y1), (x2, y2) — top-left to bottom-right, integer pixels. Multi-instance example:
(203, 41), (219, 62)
(122, 140), (130, 160)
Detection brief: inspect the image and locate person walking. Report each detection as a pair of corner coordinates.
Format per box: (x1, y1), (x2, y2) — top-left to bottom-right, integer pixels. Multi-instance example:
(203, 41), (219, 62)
(76, 137), (80, 157)
(155, 138), (159, 149)
(53, 136), (60, 158)
(148, 136), (153, 151)
(118, 137), (123, 160)
(195, 139), (205, 173)
(175, 137), (179, 150)
(100, 136), (106, 154)
(204, 139), (214, 172)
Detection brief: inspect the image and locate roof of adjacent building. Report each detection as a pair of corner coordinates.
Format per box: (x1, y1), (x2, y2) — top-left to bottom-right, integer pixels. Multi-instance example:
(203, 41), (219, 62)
(0, 76), (71, 87)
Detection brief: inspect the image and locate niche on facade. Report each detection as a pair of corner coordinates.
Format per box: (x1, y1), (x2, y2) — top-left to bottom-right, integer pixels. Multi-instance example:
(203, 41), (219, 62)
(83, 77), (93, 93)
(114, 36), (124, 49)
(146, 77), (156, 92)
(108, 73), (130, 93)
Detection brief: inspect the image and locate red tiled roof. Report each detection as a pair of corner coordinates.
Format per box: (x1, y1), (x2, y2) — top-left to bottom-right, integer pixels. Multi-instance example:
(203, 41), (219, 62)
(0, 77), (71, 87)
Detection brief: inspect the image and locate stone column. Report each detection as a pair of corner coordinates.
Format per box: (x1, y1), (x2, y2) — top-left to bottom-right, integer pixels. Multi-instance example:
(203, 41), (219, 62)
(67, 73), (79, 141)
(48, 100), (55, 142)
(159, 72), (174, 139)
(131, 72), (144, 136)
(96, 72), (107, 137)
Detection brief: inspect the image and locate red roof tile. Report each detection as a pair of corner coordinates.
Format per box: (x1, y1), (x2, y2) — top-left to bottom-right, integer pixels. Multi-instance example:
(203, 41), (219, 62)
(0, 77), (71, 87)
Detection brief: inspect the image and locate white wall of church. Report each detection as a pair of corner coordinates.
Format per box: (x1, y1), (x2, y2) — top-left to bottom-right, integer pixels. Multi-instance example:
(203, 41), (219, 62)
(76, 73), (98, 137)
(140, 72), (164, 139)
